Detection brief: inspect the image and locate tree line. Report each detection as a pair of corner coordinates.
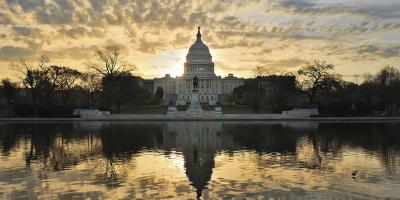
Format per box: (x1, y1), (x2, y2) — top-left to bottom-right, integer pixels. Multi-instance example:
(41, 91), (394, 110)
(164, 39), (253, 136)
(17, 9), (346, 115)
(0, 46), (158, 117)
(231, 60), (400, 116)
(1, 46), (400, 117)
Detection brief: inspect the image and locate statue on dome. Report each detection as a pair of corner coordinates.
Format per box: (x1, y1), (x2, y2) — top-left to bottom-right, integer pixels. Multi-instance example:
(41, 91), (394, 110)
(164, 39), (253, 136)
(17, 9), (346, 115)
(196, 26), (201, 41)
(193, 76), (199, 92)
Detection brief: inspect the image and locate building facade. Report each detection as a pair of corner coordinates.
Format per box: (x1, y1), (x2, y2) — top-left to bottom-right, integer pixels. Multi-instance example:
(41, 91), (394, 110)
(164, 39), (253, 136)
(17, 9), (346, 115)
(153, 27), (244, 105)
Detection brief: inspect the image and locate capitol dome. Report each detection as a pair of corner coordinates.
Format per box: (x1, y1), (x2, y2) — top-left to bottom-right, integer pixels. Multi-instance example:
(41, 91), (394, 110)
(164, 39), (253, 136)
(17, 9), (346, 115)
(186, 27), (213, 63)
(188, 29), (210, 53)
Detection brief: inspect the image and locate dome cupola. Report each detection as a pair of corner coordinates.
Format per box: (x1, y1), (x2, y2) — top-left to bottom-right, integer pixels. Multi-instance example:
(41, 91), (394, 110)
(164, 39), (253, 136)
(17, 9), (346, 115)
(184, 27), (215, 77)
(186, 27), (212, 63)
(188, 27), (210, 53)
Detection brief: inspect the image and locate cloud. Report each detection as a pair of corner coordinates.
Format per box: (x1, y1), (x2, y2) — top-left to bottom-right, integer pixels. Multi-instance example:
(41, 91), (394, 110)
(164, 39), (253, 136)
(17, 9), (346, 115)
(57, 26), (104, 39)
(266, 0), (400, 19)
(211, 40), (265, 49)
(256, 57), (308, 69)
(137, 39), (166, 54)
(0, 12), (14, 24)
(172, 33), (192, 48)
(322, 42), (400, 62)
(0, 0), (400, 78)
(12, 26), (43, 38)
(356, 44), (400, 59)
(215, 61), (251, 72)
(0, 46), (34, 61)
(43, 46), (96, 60)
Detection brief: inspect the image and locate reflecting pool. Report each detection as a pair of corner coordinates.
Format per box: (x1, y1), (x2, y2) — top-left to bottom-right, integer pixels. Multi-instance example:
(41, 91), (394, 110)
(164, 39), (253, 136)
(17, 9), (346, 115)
(0, 121), (400, 199)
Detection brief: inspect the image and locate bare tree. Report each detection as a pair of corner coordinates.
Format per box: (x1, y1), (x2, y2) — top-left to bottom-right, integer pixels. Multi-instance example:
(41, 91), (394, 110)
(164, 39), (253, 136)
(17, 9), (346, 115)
(102, 71), (142, 113)
(373, 66), (400, 115)
(87, 46), (135, 77)
(1, 79), (17, 117)
(362, 73), (374, 82)
(155, 86), (164, 105)
(48, 66), (82, 106)
(10, 56), (50, 116)
(80, 72), (102, 107)
(253, 65), (267, 77)
(297, 60), (341, 105)
(354, 74), (360, 85)
(253, 65), (286, 78)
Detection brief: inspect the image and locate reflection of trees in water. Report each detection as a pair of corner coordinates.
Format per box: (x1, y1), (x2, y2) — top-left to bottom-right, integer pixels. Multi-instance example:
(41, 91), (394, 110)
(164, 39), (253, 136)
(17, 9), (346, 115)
(24, 134), (34, 173)
(295, 135), (336, 171)
(315, 123), (400, 174)
(0, 123), (102, 178)
(1, 121), (400, 197)
(222, 123), (300, 152)
(98, 122), (165, 156)
(49, 138), (81, 171)
(379, 123), (400, 175)
(95, 122), (166, 188)
(96, 155), (120, 187)
(209, 122), (400, 174)
(222, 122), (334, 171)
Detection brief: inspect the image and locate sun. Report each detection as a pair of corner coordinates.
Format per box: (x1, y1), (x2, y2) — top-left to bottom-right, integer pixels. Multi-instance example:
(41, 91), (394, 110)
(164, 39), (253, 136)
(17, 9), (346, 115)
(163, 49), (187, 77)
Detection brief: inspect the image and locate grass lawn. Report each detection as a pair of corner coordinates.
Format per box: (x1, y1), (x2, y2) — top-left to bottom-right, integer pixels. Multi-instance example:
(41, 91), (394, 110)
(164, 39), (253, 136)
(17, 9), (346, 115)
(119, 105), (168, 114)
(202, 105), (271, 114)
(221, 105), (255, 114)
(118, 104), (271, 114)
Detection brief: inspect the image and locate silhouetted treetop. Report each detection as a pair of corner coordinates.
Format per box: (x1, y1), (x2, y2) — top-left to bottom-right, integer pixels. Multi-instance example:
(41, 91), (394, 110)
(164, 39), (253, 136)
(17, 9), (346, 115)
(87, 46), (136, 77)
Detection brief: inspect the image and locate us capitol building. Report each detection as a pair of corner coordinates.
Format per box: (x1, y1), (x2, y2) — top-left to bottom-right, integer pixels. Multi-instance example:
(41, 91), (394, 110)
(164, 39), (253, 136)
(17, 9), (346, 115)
(149, 27), (244, 105)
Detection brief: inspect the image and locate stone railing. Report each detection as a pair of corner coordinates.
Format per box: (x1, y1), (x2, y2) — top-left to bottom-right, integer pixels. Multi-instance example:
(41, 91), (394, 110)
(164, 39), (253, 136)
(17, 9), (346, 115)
(73, 109), (110, 118)
(282, 108), (319, 117)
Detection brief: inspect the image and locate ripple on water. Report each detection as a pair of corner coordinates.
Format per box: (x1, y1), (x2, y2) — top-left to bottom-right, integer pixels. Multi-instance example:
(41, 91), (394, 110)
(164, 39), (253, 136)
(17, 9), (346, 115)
(1, 122), (400, 199)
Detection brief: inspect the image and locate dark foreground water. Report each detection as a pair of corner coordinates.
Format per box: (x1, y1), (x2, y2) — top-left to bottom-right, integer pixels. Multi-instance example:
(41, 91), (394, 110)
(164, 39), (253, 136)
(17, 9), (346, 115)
(0, 121), (400, 199)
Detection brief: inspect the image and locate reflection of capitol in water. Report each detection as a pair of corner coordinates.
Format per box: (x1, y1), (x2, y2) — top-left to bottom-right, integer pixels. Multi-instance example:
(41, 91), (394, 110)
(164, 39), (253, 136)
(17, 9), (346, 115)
(68, 121), (400, 199)
(159, 121), (317, 198)
(70, 121), (319, 198)
(163, 122), (226, 199)
(1, 122), (400, 199)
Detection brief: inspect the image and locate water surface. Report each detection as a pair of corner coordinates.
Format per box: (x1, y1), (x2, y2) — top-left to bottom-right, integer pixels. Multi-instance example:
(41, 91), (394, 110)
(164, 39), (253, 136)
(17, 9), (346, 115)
(0, 121), (399, 199)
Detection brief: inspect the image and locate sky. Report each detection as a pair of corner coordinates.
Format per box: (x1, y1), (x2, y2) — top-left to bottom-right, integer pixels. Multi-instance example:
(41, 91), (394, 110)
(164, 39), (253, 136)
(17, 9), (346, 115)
(1, 0), (400, 81)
